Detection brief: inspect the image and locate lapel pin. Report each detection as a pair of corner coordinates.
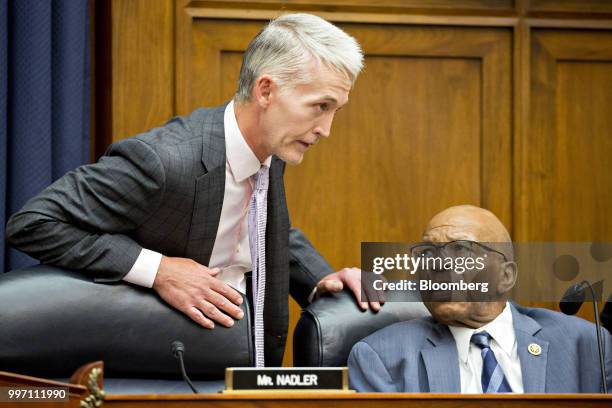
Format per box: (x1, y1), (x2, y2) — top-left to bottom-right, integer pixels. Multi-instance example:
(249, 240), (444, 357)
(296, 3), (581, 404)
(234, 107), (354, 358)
(528, 343), (542, 356)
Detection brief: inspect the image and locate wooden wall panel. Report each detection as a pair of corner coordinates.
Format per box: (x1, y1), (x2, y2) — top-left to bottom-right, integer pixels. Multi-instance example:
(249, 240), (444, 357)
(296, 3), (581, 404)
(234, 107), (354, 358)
(517, 29), (612, 242)
(516, 29), (612, 319)
(195, 0), (515, 11)
(176, 18), (259, 112)
(529, 0), (612, 14)
(111, 0), (174, 141)
(554, 62), (612, 240)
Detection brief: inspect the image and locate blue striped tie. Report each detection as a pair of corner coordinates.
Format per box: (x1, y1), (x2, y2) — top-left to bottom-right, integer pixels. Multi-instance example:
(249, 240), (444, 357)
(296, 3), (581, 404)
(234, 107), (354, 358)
(470, 331), (513, 393)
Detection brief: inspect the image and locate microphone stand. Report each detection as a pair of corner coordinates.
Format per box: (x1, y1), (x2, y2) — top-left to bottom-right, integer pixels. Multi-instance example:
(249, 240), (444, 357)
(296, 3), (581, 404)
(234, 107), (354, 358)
(172, 341), (199, 394)
(583, 282), (608, 394)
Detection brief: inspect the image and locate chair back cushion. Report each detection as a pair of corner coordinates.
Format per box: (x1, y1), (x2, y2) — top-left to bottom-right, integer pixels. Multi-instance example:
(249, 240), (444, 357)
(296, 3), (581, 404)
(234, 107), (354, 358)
(293, 290), (429, 366)
(0, 265), (252, 379)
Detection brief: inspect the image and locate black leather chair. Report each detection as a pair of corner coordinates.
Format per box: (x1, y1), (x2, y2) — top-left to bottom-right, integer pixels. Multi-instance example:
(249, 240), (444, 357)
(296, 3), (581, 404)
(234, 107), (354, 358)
(0, 265), (429, 393)
(294, 289), (429, 367)
(0, 265), (251, 393)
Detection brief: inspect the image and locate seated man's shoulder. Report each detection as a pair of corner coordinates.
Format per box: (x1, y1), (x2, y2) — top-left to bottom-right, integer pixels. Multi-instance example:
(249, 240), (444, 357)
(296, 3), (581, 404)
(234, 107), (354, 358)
(351, 316), (438, 359)
(515, 303), (604, 340)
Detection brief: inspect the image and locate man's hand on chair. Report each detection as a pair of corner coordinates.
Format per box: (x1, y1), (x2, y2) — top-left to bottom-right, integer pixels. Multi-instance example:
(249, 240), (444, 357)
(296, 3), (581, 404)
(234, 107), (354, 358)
(152, 256), (244, 329)
(314, 267), (385, 311)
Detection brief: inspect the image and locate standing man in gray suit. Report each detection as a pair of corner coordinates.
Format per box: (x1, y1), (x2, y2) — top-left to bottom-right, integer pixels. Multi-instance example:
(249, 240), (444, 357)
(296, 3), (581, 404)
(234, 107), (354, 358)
(349, 205), (612, 392)
(6, 13), (382, 367)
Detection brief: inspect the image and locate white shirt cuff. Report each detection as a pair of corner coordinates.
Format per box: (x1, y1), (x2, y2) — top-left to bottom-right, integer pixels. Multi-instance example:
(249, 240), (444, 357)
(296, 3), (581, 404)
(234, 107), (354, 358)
(122, 248), (162, 288)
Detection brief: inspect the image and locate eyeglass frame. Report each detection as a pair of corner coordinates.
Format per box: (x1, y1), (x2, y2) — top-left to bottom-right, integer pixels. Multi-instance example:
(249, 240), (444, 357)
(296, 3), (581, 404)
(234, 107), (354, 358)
(409, 240), (509, 262)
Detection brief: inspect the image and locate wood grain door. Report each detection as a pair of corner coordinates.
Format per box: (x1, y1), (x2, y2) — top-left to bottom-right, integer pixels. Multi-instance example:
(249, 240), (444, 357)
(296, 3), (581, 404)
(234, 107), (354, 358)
(515, 28), (612, 316)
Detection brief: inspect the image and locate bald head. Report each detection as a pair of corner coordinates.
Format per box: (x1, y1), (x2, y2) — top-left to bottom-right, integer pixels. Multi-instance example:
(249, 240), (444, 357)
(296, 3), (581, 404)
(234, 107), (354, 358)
(420, 205), (517, 328)
(423, 205), (513, 260)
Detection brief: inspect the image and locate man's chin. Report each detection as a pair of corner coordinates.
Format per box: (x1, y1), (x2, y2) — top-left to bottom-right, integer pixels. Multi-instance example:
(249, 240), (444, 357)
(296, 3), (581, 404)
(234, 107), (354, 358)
(424, 301), (471, 325)
(277, 150), (304, 165)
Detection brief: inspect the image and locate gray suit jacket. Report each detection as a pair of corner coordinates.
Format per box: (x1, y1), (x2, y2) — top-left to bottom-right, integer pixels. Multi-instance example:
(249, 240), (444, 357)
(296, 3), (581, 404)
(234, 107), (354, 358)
(6, 104), (333, 366)
(348, 303), (612, 393)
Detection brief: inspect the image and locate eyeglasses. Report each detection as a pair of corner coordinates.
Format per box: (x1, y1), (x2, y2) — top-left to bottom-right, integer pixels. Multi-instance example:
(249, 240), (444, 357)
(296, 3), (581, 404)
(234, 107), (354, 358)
(410, 240), (508, 262)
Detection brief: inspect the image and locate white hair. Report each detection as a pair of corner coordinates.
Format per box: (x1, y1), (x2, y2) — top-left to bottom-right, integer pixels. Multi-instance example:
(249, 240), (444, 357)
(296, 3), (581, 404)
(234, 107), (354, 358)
(235, 13), (364, 102)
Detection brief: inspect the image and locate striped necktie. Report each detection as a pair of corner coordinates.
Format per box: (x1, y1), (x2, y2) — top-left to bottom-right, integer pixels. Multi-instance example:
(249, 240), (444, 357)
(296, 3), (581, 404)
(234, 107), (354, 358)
(248, 165), (269, 367)
(470, 331), (513, 393)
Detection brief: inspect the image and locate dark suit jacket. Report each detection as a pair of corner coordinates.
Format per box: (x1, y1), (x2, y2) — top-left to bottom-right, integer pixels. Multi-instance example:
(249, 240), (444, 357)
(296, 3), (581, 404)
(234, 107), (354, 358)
(6, 103), (333, 366)
(348, 303), (612, 393)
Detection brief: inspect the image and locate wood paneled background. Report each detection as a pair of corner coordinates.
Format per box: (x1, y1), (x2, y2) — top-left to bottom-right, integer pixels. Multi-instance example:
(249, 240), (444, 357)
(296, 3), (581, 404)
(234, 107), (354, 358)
(92, 0), (612, 366)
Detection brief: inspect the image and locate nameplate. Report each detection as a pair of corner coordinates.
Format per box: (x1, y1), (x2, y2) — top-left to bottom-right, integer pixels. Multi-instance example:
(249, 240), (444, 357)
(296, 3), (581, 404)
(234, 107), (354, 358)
(224, 367), (350, 392)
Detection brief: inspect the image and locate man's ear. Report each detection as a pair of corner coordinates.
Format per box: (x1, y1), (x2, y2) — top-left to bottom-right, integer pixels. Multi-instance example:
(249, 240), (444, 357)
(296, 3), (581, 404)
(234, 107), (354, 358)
(497, 261), (517, 295)
(253, 74), (273, 108)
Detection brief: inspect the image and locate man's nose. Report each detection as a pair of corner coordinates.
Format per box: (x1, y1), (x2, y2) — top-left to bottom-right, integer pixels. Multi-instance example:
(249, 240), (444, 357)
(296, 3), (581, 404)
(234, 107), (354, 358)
(314, 113), (334, 138)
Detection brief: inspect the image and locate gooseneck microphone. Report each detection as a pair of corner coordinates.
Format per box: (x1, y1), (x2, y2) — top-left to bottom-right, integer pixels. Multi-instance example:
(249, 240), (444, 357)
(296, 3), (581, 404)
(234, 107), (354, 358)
(172, 340), (199, 394)
(559, 281), (608, 393)
(559, 282), (587, 316)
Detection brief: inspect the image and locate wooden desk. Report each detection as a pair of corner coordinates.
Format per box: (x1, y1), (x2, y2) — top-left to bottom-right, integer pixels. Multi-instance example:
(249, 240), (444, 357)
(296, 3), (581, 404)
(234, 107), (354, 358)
(105, 392), (612, 408)
(3, 364), (611, 407)
(0, 362), (102, 408)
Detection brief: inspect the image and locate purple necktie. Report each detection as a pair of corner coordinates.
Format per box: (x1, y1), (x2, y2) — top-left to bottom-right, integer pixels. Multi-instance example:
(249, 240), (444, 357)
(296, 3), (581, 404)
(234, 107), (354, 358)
(248, 165), (269, 367)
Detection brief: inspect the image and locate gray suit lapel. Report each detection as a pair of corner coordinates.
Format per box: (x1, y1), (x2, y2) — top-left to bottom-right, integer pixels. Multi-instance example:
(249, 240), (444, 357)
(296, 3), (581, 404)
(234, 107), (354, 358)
(421, 324), (461, 392)
(511, 304), (549, 393)
(185, 104), (227, 266)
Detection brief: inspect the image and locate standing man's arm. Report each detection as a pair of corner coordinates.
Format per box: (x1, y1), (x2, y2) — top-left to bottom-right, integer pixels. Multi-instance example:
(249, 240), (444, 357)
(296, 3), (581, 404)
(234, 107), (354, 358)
(6, 137), (244, 329)
(288, 227), (334, 307)
(289, 229), (383, 310)
(6, 138), (165, 281)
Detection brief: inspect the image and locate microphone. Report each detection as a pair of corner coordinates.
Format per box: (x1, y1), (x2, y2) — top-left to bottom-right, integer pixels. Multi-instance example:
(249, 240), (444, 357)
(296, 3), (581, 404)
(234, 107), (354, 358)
(602, 295), (612, 334)
(171, 340), (198, 394)
(559, 281), (608, 393)
(559, 282), (587, 315)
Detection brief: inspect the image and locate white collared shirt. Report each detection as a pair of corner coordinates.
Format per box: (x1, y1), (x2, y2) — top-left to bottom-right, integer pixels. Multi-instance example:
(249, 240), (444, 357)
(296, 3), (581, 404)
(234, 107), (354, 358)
(123, 100), (271, 293)
(448, 302), (524, 393)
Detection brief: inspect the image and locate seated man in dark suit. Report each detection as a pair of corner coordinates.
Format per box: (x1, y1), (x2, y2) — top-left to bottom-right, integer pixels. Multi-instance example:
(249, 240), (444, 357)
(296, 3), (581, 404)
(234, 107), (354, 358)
(349, 205), (612, 393)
